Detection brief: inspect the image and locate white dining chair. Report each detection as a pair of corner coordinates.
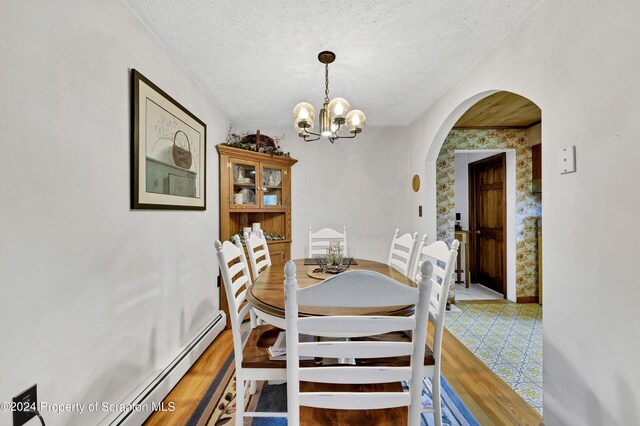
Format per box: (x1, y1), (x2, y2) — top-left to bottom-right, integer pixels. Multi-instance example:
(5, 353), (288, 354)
(308, 226), (348, 257)
(244, 229), (272, 281)
(411, 236), (460, 426)
(388, 229), (419, 276)
(214, 237), (287, 426)
(284, 260), (434, 426)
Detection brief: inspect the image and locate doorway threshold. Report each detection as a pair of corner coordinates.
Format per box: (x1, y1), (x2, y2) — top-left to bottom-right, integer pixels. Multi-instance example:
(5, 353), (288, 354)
(456, 283), (503, 301)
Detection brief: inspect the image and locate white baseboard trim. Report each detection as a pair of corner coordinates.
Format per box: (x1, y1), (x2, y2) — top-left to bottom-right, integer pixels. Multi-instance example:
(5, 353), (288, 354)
(100, 311), (226, 426)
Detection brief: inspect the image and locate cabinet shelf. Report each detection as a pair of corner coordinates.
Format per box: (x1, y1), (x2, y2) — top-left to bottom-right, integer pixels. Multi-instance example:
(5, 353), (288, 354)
(229, 207), (287, 213)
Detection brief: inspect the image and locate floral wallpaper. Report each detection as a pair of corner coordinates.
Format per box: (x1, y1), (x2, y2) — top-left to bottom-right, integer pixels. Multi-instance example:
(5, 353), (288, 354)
(437, 129), (542, 299)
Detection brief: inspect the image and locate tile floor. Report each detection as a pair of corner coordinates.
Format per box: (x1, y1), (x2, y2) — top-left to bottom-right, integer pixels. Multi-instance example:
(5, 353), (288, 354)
(455, 283), (504, 301)
(444, 302), (543, 414)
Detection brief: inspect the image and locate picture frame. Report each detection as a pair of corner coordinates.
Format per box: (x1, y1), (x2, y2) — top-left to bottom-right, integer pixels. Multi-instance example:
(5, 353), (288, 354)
(131, 69), (206, 210)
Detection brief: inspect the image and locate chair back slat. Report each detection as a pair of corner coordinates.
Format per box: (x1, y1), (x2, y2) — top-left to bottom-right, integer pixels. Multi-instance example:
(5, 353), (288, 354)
(299, 393), (411, 411)
(245, 230), (272, 280)
(297, 270), (418, 308)
(299, 366), (413, 384)
(430, 265), (447, 284)
(285, 260), (434, 424)
(308, 226), (348, 257)
(430, 283), (444, 315)
(234, 289), (248, 310)
(231, 274), (249, 295)
(298, 341), (413, 359)
(255, 259), (269, 273)
(387, 229), (418, 276)
(228, 262), (246, 280)
(297, 316), (416, 337)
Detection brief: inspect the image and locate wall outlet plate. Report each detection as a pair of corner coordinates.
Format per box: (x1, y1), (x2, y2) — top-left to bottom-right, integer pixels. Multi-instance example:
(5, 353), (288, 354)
(559, 146), (576, 174)
(12, 384), (37, 426)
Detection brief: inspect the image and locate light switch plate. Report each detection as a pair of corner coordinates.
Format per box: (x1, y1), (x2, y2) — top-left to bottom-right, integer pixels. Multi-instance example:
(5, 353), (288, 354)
(559, 146), (576, 174)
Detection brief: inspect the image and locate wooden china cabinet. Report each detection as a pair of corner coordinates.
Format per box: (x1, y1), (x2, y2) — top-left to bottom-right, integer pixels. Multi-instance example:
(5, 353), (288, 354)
(217, 144), (297, 328)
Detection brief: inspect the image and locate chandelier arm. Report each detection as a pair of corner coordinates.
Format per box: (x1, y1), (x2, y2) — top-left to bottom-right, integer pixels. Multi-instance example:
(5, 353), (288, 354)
(331, 124), (357, 143)
(302, 131), (322, 142)
(332, 132), (358, 140)
(330, 123), (358, 140)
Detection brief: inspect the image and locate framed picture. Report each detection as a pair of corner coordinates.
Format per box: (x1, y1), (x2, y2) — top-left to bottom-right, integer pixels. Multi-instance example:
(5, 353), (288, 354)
(131, 69), (206, 210)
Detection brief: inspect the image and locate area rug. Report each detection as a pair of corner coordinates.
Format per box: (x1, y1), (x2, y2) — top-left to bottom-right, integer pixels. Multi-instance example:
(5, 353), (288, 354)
(188, 355), (479, 426)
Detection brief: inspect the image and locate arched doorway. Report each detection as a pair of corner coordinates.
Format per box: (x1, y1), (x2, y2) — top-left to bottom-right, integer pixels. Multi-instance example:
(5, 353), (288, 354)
(430, 90), (544, 414)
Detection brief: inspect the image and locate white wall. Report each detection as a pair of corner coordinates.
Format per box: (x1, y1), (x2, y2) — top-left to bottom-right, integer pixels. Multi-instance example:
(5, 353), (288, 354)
(0, 1), (229, 424)
(239, 126), (412, 262)
(408, 0), (640, 423)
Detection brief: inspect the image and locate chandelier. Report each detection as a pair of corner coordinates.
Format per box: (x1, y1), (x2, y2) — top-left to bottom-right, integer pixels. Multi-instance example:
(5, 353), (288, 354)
(293, 51), (366, 143)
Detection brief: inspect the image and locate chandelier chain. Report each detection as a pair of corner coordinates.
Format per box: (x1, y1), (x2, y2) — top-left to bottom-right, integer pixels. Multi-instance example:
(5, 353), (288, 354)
(324, 63), (330, 103)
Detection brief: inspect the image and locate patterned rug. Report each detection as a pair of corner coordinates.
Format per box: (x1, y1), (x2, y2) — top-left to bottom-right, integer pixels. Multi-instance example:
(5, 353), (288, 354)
(189, 358), (479, 426)
(444, 302), (543, 414)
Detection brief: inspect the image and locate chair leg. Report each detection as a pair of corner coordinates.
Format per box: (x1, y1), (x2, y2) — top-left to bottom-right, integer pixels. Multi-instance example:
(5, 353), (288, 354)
(235, 374), (245, 426)
(433, 374), (442, 426)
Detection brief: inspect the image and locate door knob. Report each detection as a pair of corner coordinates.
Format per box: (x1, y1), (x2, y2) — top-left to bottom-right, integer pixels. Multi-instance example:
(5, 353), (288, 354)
(475, 230), (481, 234)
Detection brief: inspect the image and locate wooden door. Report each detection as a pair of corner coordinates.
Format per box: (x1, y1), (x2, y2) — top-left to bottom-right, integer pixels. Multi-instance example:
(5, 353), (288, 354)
(469, 154), (506, 296)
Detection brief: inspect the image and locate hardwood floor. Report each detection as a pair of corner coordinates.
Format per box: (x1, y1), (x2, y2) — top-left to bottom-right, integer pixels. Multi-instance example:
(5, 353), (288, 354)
(145, 322), (543, 426)
(436, 324), (543, 425)
(144, 331), (234, 426)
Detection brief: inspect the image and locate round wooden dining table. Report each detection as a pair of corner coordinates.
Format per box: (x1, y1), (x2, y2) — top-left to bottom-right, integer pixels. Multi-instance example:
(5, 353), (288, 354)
(247, 258), (417, 329)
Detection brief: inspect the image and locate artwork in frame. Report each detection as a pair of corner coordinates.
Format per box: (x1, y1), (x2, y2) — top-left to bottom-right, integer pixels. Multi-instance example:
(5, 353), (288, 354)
(131, 69), (206, 210)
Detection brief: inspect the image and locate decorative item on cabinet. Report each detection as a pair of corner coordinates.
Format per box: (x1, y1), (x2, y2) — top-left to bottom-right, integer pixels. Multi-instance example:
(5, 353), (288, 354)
(217, 144), (297, 329)
(222, 127), (289, 157)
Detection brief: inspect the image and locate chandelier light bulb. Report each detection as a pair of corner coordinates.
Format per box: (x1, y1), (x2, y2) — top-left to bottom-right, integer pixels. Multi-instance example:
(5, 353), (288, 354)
(328, 97), (350, 124)
(346, 110), (366, 134)
(292, 102), (315, 129)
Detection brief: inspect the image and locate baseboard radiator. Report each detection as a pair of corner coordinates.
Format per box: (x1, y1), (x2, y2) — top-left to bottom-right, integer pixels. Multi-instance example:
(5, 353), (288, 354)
(101, 311), (226, 426)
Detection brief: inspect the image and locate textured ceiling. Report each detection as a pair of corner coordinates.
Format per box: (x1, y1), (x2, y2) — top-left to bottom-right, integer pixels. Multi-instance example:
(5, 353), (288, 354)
(126, 0), (540, 127)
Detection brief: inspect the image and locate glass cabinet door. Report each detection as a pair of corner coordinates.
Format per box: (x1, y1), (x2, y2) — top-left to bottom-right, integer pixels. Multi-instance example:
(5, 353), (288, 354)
(230, 160), (257, 207)
(260, 165), (284, 207)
